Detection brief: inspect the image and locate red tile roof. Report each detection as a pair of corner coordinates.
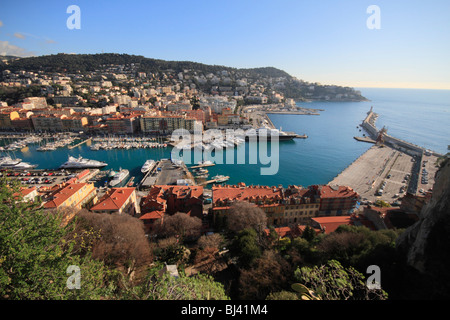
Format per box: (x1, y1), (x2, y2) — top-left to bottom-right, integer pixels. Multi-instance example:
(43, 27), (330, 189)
(311, 216), (354, 234)
(43, 183), (92, 209)
(91, 187), (135, 211)
(320, 185), (359, 199)
(212, 184), (282, 203)
(139, 210), (164, 221)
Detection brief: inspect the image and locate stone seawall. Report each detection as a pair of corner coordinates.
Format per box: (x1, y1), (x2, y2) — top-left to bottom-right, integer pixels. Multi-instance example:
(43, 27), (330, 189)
(360, 109), (441, 157)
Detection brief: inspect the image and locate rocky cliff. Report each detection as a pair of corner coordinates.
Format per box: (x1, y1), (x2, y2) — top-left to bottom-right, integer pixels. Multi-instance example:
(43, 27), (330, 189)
(397, 156), (450, 276)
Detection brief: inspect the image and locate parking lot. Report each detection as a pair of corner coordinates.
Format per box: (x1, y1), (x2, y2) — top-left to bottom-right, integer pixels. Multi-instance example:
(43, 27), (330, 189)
(417, 153), (439, 195)
(329, 145), (416, 205)
(2, 169), (81, 189)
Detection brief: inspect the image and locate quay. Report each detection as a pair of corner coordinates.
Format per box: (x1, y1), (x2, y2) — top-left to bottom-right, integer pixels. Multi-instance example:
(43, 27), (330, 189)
(198, 176), (230, 186)
(353, 136), (376, 144)
(138, 159), (196, 190)
(68, 137), (92, 149)
(190, 163), (216, 169)
(330, 107), (442, 204)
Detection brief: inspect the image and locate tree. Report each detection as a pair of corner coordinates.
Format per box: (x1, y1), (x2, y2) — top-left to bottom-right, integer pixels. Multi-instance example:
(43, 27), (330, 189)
(226, 201), (267, 234)
(229, 228), (261, 268)
(0, 177), (115, 299)
(198, 233), (224, 251)
(294, 260), (388, 300)
(301, 225), (317, 242)
(160, 212), (202, 241)
(238, 250), (292, 299)
(70, 211), (152, 280)
(123, 263), (229, 300)
(152, 237), (190, 265)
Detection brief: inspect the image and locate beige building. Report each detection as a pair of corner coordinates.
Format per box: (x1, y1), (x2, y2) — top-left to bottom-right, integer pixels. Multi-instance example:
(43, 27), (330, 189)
(31, 114), (64, 131)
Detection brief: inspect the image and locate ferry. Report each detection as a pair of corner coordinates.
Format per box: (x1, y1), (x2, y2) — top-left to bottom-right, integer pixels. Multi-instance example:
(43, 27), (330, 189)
(109, 168), (129, 187)
(141, 159), (156, 173)
(59, 155), (108, 169)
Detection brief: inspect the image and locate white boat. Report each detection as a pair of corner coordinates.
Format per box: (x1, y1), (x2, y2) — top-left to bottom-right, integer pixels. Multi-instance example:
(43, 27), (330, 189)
(212, 175), (229, 183)
(197, 160), (214, 165)
(12, 162), (38, 170)
(109, 168), (129, 187)
(0, 156), (22, 168)
(59, 155), (108, 169)
(141, 159), (156, 173)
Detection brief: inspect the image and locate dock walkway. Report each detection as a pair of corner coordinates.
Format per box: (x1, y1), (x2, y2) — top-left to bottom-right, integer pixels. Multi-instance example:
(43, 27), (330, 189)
(68, 138), (92, 149)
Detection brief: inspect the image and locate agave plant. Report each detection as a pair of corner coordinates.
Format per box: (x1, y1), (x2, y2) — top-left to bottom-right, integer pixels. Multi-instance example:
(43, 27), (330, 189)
(291, 283), (321, 300)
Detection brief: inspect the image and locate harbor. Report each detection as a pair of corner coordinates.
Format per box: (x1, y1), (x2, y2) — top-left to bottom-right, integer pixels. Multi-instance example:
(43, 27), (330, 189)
(329, 108), (442, 203)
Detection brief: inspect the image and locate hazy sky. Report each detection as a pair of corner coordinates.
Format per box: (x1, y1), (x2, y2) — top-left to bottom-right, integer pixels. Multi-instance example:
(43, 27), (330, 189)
(1, 0), (449, 89)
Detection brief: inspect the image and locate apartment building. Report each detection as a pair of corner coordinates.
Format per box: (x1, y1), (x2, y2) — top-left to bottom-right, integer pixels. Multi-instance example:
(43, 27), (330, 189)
(140, 115), (201, 134)
(31, 114), (64, 132)
(90, 187), (139, 216)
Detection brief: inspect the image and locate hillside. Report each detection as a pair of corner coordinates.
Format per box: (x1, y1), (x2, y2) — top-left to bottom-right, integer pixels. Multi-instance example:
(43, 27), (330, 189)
(0, 53), (367, 102)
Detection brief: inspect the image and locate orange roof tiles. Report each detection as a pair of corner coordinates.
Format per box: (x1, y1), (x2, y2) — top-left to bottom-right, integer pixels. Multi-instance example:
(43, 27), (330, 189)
(212, 184), (282, 202)
(43, 183), (90, 209)
(320, 185), (359, 199)
(311, 216), (354, 234)
(91, 187), (135, 211)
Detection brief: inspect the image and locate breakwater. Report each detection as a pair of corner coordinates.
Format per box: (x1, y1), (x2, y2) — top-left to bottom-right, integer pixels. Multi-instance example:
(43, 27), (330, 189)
(361, 107), (442, 157)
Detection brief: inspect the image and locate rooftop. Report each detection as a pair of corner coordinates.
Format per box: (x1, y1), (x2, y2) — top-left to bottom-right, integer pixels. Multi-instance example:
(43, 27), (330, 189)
(90, 187), (136, 211)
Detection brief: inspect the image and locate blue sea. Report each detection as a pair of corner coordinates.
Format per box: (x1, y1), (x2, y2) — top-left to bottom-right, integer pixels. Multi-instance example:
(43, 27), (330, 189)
(3, 88), (450, 188)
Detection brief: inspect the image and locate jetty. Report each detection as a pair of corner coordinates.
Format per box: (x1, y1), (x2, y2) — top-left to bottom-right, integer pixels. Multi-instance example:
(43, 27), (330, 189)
(68, 137), (92, 149)
(198, 176), (230, 186)
(190, 163), (216, 169)
(353, 136), (376, 144)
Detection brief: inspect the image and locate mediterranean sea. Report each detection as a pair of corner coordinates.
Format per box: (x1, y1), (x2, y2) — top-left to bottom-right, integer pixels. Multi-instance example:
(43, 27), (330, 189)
(3, 88), (450, 188)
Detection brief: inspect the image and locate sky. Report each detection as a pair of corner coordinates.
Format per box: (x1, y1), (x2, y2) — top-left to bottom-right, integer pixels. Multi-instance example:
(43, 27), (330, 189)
(1, 0), (449, 89)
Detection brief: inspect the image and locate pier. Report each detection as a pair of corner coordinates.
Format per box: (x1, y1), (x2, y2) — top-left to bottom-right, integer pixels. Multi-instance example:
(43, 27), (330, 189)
(198, 176), (230, 186)
(138, 159), (196, 190)
(190, 163), (216, 169)
(68, 138), (92, 149)
(353, 136), (376, 144)
(330, 108), (442, 203)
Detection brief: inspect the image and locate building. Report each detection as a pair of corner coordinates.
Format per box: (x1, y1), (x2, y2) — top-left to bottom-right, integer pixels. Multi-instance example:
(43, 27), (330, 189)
(23, 97), (47, 109)
(17, 186), (39, 202)
(139, 185), (204, 233)
(318, 185), (360, 216)
(283, 185), (321, 225)
(42, 182), (98, 224)
(42, 182), (97, 210)
(61, 115), (88, 131)
(31, 114), (64, 132)
(105, 114), (138, 134)
(212, 183), (284, 225)
(90, 187), (139, 216)
(53, 96), (81, 107)
(140, 185), (204, 217)
(310, 216), (355, 234)
(11, 117), (34, 132)
(0, 110), (19, 129)
(140, 115), (201, 134)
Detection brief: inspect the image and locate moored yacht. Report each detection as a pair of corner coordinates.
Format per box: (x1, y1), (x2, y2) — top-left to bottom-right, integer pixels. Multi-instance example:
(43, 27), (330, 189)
(109, 168), (129, 187)
(59, 155), (108, 169)
(141, 159), (156, 173)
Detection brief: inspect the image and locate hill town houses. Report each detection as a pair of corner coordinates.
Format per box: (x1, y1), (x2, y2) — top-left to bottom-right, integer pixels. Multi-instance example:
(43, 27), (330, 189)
(2, 63), (408, 237)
